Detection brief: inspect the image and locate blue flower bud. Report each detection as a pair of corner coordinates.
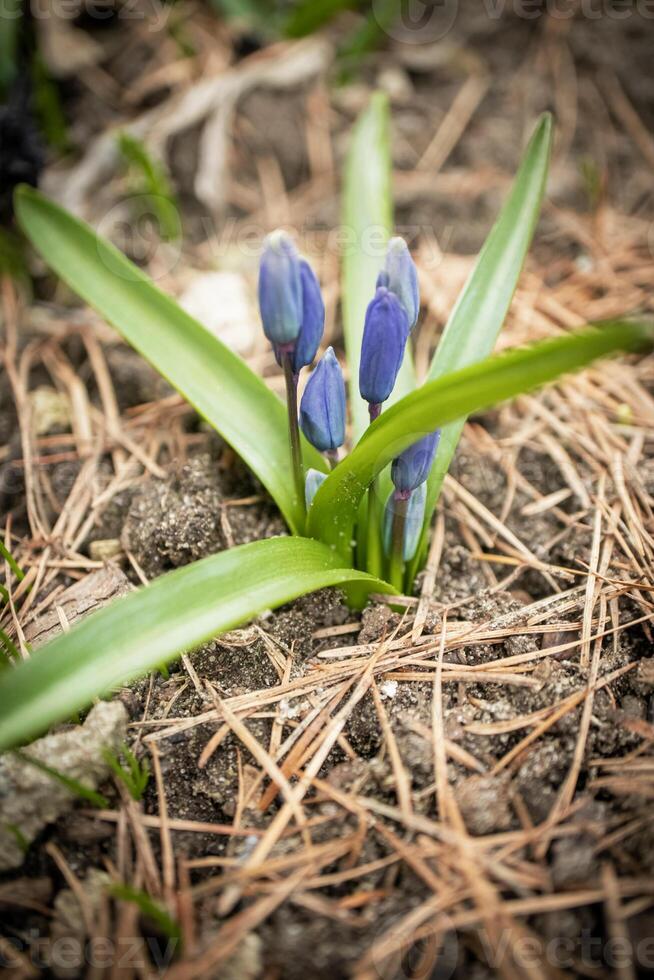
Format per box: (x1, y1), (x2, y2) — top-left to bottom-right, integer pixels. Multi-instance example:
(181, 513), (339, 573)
(382, 237), (420, 329)
(300, 347), (346, 453)
(305, 468), (327, 508)
(293, 259), (325, 372)
(258, 230), (302, 346)
(383, 482), (427, 561)
(391, 430), (440, 495)
(359, 287), (410, 409)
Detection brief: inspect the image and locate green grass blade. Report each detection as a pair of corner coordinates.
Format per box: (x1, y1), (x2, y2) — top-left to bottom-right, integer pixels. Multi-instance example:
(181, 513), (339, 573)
(342, 93), (416, 442)
(407, 113), (553, 581)
(13, 750), (110, 808)
(117, 132), (180, 242)
(307, 320), (653, 563)
(0, 540), (24, 581)
(109, 884), (181, 944)
(103, 743), (150, 801)
(0, 537), (393, 752)
(14, 186), (326, 535)
(0, 629), (19, 664)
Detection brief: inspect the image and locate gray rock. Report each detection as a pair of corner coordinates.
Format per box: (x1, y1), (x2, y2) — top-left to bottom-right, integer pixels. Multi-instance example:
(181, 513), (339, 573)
(0, 700), (128, 870)
(49, 869), (111, 979)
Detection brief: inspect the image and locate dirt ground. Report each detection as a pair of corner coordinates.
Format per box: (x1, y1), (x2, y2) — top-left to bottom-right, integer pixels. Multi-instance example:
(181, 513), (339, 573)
(2, 3), (654, 978)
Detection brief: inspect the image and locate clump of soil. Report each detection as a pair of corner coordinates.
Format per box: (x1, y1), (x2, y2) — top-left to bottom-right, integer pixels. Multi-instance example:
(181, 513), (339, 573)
(122, 453), (284, 578)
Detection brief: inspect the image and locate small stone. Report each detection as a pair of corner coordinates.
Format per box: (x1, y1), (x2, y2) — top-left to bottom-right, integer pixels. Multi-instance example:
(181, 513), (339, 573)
(29, 386), (70, 435)
(636, 659), (654, 689)
(376, 66), (413, 104)
(454, 773), (513, 835)
(551, 835), (596, 888)
(179, 271), (256, 354)
(89, 538), (122, 562)
(359, 604), (394, 644)
(221, 933), (262, 980)
(380, 680), (398, 700)
(0, 701), (128, 871)
(49, 869), (112, 979)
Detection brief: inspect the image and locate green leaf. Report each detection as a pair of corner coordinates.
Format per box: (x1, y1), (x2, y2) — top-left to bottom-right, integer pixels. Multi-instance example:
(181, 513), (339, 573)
(308, 320), (653, 563)
(103, 742), (150, 801)
(0, 540), (25, 582)
(342, 92), (416, 442)
(407, 113), (553, 582)
(117, 132), (180, 242)
(0, 629), (19, 663)
(341, 95), (417, 577)
(14, 185), (326, 535)
(109, 884), (181, 944)
(0, 537), (393, 752)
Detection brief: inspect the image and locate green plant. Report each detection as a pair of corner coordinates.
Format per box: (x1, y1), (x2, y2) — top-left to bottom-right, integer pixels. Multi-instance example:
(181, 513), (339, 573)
(13, 749), (110, 808)
(1, 99), (650, 752)
(1, 541), (25, 661)
(103, 742), (151, 801)
(109, 884), (181, 944)
(117, 133), (180, 243)
(0, 539), (25, 584)
(0, 629), (19, 665)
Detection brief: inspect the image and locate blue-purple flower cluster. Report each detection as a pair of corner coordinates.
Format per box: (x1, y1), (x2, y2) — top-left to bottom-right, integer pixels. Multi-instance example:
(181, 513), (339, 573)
(258, 230), (440, 562)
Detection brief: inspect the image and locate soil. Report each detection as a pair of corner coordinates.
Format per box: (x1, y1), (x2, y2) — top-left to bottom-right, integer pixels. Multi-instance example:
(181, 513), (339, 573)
(2, 3), (654, 978)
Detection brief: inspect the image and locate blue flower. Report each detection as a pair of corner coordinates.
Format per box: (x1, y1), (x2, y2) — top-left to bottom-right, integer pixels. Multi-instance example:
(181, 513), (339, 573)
(258, 230), (302, 346)
(300, 347), (346, 453)
(359, 287), (410, 410)
(377, 237), (420, 329)
(383, 482), (427, 561)
(292, 259), (325, 372)
(305, 468), (327, 507)
(391, 430), (440, 495)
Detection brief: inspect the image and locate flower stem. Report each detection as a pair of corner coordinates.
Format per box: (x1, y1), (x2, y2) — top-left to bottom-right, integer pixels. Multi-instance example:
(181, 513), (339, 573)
(365, 479), (384, 578)
(282, 353), (305, 519)
(388, 491), (410, 592)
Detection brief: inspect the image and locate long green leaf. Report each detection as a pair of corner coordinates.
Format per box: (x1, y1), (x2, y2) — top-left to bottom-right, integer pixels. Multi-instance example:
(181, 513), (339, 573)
(0, 537), (392, 752)
(342, 93), (416, 441)
(14, 186), (326, 535)
(408, 113), (552, 581)
(308, 320), (653, 562)
(342, 95), (417, 577)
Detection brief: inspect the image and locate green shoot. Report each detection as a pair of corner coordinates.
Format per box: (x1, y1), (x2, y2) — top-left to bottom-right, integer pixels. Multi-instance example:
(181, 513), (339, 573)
(14, 750), (110, 808)
(117, 133), (181, 243)
(109, 884), (182, 943)
(103, 742), (150, 801)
